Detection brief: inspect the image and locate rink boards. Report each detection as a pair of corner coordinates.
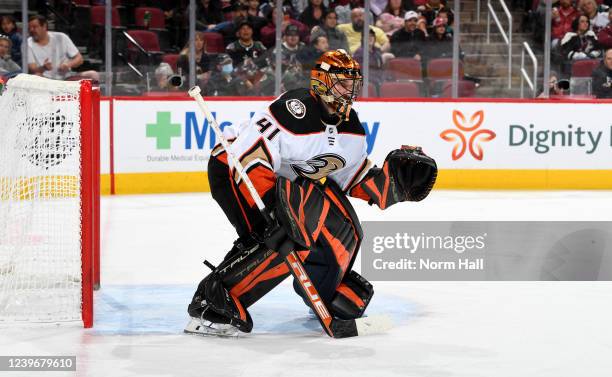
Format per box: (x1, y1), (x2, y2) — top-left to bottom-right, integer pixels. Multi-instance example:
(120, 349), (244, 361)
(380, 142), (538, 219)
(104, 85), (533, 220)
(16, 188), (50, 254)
(96, 97), (612, 194)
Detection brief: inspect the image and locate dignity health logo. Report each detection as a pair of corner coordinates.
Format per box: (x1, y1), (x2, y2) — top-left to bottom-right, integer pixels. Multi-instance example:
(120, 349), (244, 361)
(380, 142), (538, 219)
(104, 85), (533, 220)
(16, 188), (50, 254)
(440, 110), (496, 160)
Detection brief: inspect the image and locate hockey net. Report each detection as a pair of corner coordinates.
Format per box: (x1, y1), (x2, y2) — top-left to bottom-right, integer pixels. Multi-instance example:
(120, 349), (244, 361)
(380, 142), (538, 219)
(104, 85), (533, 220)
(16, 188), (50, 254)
(0, 74), (99, 327)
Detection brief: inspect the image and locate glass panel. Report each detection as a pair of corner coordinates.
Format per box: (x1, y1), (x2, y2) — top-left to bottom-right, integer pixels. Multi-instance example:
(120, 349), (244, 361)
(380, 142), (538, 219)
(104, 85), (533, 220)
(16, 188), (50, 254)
(195, 0), (275, 97)
(277, 3), (315, 96)
(372, 0), (456, 98)
(10, 0), (609, 99)
(111, 1), (185, 96)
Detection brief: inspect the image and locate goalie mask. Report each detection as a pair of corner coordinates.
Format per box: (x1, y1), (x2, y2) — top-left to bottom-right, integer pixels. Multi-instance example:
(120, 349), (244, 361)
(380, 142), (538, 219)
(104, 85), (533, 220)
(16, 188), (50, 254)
(311, 49), (363, 121)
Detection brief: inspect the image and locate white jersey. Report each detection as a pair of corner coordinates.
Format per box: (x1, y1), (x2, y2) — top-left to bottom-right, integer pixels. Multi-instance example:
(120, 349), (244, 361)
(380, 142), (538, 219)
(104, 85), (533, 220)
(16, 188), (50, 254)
(222, 89), (372, 197)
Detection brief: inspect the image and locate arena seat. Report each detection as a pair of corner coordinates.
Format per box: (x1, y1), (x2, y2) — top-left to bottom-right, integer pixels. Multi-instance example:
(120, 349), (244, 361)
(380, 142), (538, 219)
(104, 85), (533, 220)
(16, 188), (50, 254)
(570, 60), (601, 95)
(571, 59), (601, 77)
(203, 32), (226, 54)
(440, 80), (477, 98)
(427, 59), (464, 96)
(386, 58), (422, 81)
(162, 54), (180, 71)
(91, 5), (122, 27)
(134, 7), (166, 29)
(126, 30), (162, 53)
(380, 82), (421, 98)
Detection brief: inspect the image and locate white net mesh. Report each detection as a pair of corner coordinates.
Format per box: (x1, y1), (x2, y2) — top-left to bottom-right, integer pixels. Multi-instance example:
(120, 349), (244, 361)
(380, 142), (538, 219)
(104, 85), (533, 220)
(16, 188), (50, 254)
(0, 75), (83, 323)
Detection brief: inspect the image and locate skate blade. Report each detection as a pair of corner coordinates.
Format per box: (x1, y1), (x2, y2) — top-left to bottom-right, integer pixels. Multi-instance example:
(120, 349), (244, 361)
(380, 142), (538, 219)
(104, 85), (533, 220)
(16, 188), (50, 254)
(183, 318), (240, 338)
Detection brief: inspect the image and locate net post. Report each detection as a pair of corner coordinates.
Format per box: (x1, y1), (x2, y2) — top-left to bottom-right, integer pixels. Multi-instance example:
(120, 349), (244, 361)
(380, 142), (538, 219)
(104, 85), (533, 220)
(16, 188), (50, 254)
(79, 80), (94, 328)
(92, 87), (101, 290)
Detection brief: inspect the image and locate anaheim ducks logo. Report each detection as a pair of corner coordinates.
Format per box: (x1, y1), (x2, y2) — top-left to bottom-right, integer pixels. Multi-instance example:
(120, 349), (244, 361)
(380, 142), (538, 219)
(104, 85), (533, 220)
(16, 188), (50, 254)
(291, 154), (346, 180)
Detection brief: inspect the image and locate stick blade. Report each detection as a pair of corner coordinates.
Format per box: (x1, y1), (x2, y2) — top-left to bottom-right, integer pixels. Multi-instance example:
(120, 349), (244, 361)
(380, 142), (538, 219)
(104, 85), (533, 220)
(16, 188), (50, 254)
(355, 314), (393, 336)
(331, 314), (393, 338)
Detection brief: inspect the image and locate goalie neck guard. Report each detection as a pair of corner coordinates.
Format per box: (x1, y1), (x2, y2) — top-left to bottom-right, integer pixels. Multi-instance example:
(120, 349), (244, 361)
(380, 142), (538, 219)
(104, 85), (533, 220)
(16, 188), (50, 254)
(310, 49), (363, 121)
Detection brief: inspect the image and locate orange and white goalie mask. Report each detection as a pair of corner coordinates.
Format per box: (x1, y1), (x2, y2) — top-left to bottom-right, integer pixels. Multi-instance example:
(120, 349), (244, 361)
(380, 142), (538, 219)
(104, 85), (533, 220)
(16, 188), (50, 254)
(310, 49), (363, 121)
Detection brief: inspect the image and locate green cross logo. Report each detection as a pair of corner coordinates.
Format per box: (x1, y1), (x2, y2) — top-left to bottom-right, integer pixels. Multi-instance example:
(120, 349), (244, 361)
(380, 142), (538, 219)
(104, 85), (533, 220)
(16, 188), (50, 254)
(146, 112), (182, 149)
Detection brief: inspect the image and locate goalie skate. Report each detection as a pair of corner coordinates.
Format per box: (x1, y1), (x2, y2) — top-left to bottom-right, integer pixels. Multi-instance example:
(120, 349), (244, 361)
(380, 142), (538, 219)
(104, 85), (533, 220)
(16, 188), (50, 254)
(184, 317), (240, 338)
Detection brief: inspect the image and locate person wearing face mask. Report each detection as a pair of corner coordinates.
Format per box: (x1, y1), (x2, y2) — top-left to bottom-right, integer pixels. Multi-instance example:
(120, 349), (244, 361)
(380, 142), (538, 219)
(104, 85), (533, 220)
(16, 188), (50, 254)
(204, 53), (253, 96)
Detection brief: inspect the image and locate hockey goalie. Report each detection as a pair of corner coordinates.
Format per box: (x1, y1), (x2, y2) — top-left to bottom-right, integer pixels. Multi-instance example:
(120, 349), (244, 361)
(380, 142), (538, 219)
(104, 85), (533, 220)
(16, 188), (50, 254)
(185, 50), (437, 336)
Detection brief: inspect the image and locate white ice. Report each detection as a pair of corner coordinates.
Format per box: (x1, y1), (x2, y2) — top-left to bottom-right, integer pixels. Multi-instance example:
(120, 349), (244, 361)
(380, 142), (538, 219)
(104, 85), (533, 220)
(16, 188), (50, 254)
(1, 190), (612, 377)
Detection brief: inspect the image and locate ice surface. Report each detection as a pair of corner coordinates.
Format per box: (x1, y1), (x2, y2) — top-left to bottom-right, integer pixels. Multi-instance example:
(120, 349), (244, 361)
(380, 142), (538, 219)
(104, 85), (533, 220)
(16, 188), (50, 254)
(1, 190), (612, 377)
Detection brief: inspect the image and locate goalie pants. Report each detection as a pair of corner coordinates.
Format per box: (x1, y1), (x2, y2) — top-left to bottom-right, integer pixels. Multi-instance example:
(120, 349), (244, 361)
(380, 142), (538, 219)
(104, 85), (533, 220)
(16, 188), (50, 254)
(207, 152), (365, 313)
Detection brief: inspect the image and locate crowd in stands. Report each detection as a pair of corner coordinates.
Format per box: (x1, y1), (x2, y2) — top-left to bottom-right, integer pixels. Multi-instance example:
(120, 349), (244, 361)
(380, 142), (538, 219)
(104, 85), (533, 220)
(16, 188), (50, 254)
(1, 0), (610, 98)
(178, 0), (459, 96)
(528, 0), (611, 97)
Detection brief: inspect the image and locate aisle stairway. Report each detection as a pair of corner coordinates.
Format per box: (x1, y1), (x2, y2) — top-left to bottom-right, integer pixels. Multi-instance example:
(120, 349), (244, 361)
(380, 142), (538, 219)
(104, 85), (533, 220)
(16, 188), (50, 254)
(456, 0), (544, 98)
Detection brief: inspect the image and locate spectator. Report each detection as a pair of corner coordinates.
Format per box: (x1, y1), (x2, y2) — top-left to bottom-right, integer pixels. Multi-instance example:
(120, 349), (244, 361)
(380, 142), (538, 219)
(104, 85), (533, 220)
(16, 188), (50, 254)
(311, 10), (350, 51)
(552, 0), (580, 49)
(436, 9), (454, 35)
(298, 34), (330, 72)
(268, 24), (308, 90)
(390, 10), (426, 60)
(1, 16), (22, 63)
(226, 21), (268, 67)
(561, 15), (601, 61)
(425, 17), (453, 60)
(0, 34), (21, 76)
(206, 3), (267, 44)
(372, 0), (419, 17)
(272, 24), (306, 67)
(591, 47), (612, 98)
(353, 28), (384, 93)
(298, 0), (327, 28)
(153, 62), (180, 92)
(597, 9), (612, 48)
(177, 32), (213, 82)
(289, 0), (310, 16)
(376, 0), (407, 36)
(204, 53), (253, 96)
(260, 6), (309, 48)
(27, 15), (99, 81)
(420, 0), (453, 32)
(580, 0), (609, 33)
(236, 3), (267, 39)
(538, 71), (569, 97)
(337, 8), (390, 54)
(247, 0), (263, 17)
(196, 0), (224, 30)
(160, 0), (187, 50)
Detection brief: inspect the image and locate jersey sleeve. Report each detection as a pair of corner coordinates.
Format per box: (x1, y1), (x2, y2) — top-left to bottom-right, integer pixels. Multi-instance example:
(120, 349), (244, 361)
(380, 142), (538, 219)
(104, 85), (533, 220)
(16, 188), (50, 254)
(227, 109), (282, 208)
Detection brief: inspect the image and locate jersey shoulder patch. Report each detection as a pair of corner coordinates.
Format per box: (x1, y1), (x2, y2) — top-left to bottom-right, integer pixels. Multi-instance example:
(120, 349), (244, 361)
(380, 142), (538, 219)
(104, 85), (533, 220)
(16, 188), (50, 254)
(285, 98), (306, 119)
(268, 88), (325, 135)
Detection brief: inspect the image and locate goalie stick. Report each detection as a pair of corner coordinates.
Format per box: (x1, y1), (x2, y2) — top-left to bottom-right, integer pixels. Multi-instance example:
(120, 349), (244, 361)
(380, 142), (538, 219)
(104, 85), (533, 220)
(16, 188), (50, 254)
(188, 86), (392, 338)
